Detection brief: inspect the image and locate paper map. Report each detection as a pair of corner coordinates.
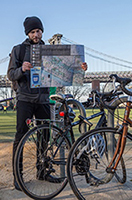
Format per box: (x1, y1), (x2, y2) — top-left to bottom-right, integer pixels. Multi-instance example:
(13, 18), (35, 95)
(30, 44), (85, 87)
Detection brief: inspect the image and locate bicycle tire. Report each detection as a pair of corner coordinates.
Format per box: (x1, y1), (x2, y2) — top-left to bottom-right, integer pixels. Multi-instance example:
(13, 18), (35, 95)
(115, 156), (126, 184)
(105, 96), (128, 184)
(67, 127), (131, 200)
(113, 137), (126, 184)
(14, 124), (71, 200)
(120, 83), (132, 96)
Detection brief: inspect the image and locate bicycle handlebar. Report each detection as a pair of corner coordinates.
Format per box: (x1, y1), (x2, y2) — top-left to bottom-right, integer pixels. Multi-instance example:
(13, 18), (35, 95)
(109, 74), (132, 96)
(82, 89), (123, 110)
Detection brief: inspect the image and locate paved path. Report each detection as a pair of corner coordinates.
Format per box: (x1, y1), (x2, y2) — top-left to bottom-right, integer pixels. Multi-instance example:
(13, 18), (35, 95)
(0, 179), (132, 200)
(0, 143), (132, 200)
(0, 184), (76, 200)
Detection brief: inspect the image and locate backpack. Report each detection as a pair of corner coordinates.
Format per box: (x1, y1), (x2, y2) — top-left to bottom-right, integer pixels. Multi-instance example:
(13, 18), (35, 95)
(11, 44), (26, 91)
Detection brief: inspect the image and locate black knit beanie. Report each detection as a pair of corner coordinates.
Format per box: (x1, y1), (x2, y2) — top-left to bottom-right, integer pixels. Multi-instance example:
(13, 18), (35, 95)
(23, 16), (44, 35)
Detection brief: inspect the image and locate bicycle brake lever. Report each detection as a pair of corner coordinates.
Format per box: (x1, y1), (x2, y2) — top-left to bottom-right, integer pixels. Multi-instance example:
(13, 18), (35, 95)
(111, 76), (116, 92)
(92, 93), (96, 107)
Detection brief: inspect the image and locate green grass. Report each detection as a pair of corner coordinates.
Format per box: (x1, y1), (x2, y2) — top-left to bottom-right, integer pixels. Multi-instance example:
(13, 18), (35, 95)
(72, 109), (105, 139)
(0, 110), (16, 142)
(73, 107), (132, 139)
(0, 108), (131, 142)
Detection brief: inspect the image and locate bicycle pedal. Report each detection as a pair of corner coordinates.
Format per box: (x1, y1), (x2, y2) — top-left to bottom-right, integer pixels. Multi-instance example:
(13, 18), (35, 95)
(90, 177), (104, 186)
(90, 180), (100, 187)
(86, 174), (99, 187)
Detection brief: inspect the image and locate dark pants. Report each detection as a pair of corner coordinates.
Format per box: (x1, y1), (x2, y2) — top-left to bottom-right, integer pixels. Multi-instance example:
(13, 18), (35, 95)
(13, 100), (50, 176)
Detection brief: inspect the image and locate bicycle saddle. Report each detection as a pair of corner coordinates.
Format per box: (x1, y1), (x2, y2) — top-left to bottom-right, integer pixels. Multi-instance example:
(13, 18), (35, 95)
(50, 93), (73, 102)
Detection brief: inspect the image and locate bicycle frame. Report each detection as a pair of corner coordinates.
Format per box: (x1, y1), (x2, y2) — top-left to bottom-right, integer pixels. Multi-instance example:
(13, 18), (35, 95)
(44, 109), (107, 172)
(65, 110), (107, 144)
(107, 96), (132, 172)
(52, 94), (107, 146)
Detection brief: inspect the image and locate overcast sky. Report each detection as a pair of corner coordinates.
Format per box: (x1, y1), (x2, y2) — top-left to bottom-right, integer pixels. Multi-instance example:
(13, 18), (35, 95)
(0, 0), (132, 74)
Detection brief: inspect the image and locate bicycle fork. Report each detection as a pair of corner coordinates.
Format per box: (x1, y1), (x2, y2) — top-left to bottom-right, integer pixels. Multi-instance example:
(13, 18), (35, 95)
(107, 101), (132, 173)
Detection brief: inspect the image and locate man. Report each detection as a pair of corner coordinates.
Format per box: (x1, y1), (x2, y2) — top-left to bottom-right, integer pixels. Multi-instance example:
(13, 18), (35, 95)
(3, 106), (7, 113)
(7, 16), (87, 191)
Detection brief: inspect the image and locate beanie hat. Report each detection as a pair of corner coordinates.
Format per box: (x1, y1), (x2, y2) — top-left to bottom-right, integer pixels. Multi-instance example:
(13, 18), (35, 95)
(23, 16), (44, 35)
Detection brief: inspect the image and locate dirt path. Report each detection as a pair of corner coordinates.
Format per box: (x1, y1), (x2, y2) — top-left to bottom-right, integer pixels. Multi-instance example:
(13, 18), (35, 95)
(0, 143), (13, 190)
(0, 142), (76, 200)
(0, 142), (132, 200)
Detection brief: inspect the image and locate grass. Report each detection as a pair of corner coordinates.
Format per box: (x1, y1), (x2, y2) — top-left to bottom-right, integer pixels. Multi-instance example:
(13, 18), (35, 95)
(72, 109), (102, 139)
(72, 107), (132, 139)
(0, 110), (16, 142)
(0, 108), (131, 143)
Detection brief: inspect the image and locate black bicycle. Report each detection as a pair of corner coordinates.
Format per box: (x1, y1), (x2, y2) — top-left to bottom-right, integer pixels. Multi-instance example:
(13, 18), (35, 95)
(14, 90), (126, 200)
(67, 74), (132, 200)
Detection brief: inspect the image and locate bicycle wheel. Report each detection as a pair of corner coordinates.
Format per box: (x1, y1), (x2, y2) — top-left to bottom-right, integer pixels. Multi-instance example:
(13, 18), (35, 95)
(114, 136), (126, 184)
(107, 97), (128, 184)
(114, 156), (126, 183)
(14, 124), (71, 200)
(67, 127), (132, 200)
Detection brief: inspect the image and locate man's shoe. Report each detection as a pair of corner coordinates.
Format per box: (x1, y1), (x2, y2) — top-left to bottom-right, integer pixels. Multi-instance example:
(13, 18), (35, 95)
(14, 180), (22, 191)
(45, 174), (64, 183)
(36, 169), (64, 183)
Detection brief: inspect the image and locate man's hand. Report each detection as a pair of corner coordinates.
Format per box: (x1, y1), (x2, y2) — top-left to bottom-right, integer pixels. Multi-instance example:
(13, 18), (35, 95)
(81, 62), (88, 71)
(22, 61), (33, 72)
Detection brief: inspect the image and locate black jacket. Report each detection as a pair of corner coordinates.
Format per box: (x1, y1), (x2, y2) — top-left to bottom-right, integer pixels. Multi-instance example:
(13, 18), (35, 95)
(7, 39), (49, 104)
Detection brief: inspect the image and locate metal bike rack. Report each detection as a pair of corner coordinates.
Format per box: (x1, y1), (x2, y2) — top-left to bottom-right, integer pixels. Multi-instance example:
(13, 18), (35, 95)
(107, 96), (128, 161)
(66, 99), (87, 134)
(55, 99), (87, 177)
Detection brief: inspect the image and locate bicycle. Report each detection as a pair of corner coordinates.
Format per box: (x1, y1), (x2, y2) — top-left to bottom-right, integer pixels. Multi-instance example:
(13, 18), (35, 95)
(14, 89), (126, 200)
(67, 74), (132, 200)
(0, 97), (14, 103)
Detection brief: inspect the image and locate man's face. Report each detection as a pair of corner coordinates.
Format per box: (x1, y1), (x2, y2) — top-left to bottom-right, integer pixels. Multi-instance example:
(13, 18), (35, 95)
(28, 29), (42, 43)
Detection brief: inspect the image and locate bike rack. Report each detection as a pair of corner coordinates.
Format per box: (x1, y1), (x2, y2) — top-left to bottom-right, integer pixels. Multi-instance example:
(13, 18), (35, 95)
(54, 98), (87, 177)
(107, 96), (128, 160)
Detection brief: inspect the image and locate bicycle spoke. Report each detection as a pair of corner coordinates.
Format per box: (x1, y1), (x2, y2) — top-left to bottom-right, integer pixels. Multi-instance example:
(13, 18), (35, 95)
(15, 124), (71, 200)
(67, 127), (132, 200)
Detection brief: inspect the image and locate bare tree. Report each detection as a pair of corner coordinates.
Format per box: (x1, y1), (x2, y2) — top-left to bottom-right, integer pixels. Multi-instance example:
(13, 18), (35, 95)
(56, 84), (91, 101)
(0, 88), (9, 99)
